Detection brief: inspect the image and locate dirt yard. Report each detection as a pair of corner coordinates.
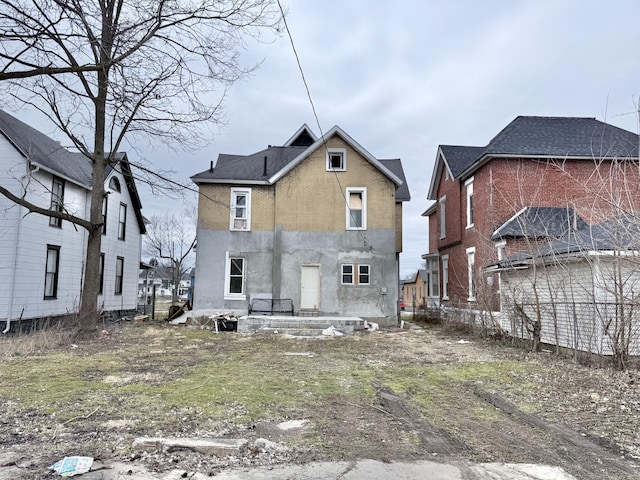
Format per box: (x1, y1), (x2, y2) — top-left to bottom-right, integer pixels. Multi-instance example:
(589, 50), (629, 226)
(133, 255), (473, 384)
(1, 320), (639, 479)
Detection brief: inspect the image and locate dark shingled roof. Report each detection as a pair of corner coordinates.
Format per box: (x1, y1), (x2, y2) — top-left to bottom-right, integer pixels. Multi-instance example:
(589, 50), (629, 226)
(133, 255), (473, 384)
(439, 145), (484, 177)
(491, 213), (640, 269)
(0, 109), (146, 234)
(192, 126), (410, 202)
(492, 207), (588, 241)
(482, 116), (639, 160)
(0, 109), (92, 187)
(380, 159), (410, 202)
(191, 146), (307, 182)
(439, 116), (639, 182)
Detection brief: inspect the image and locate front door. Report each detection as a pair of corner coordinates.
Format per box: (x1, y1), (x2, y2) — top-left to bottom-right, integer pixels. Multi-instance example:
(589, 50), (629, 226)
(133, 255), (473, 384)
(300, 265), (320, 310)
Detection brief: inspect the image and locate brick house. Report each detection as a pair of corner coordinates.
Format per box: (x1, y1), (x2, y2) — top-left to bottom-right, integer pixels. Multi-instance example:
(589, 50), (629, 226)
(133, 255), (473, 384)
(191, 124), (410, 326)
(424, 116), (640, 312)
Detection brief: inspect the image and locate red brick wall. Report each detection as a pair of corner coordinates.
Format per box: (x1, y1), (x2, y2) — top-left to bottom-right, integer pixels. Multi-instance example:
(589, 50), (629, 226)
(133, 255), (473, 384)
(430, 157), (640, 309)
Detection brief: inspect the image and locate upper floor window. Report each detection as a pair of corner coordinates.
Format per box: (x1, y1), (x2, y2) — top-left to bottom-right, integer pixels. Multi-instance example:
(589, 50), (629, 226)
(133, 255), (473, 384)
(230, 188), (251, 231)
(49, 176), (65, 228)
(465, 177), (474, 228)
(326, 148), (346, 171)
(439, 195), (446, 239)
(118, 203), (127, 240)
(109, 176), (121, 192)
(102, 196), (108, 235)
(44, 245), (60, 299)
(346, 187), (367, 230)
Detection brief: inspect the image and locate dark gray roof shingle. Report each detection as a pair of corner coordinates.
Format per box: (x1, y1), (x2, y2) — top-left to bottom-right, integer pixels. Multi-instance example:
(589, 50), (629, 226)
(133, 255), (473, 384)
(191, 146), (307, 182)
(0, 109), (145, 234)
(440, 117), (639, 181)
(380, 159), (410, 202)
(192, 126), (410, 202)
(492, 206), (588, 241)
(483, 116), (639, 159)
(439, 145), (484, 177)
(493, 212), (640, 268)
(0, 109), (92, 187)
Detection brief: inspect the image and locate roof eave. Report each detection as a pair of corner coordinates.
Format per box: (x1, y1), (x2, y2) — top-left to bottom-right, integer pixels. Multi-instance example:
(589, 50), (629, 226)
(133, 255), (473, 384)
(30, 160), (91, 190)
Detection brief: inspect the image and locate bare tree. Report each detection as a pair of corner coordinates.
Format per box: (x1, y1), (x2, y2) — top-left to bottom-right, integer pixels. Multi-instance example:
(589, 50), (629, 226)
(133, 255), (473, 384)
(0, 0), (281, 336)
(145, 211), (196, 304)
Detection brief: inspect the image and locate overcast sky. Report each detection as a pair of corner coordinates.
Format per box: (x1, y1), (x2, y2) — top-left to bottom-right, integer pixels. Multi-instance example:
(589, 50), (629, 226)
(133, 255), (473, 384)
(15, 0), (640, 278)
(145, 0), (639, 278)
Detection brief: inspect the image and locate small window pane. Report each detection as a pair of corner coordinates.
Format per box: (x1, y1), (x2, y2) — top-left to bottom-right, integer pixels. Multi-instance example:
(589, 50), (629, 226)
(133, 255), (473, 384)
(359, 265), (370, 285)
(341, 264), (353, 284)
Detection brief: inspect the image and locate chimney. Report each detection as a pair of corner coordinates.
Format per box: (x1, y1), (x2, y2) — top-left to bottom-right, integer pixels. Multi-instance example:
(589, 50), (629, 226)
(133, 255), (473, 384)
(263, 156), (268, 176)
(209, 160), (213, 172)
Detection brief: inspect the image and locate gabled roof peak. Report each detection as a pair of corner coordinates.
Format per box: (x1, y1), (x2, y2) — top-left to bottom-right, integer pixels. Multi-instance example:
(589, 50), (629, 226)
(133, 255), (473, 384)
(284, 123), (317, 147)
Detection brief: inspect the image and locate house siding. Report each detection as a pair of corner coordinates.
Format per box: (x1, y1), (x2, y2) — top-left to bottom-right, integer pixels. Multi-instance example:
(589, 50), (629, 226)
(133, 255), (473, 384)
(0, 132), (143, 327)
(500, 257), (640, 356)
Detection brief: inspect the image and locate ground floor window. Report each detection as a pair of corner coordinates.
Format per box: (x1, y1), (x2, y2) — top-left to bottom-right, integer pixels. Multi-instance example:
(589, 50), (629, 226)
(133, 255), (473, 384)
(115, 256), (124, 295)
(225, 252), (246, 299)
(341, 263), (370, 285)
(466, 247), (475, 301)
(44, 245), (60, 299)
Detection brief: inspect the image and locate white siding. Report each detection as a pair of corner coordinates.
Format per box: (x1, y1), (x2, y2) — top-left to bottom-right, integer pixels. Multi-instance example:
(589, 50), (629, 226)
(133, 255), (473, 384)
(100, 168), (142, 312)
(501, 257), (640, 356)
(0, 134), (143, 324)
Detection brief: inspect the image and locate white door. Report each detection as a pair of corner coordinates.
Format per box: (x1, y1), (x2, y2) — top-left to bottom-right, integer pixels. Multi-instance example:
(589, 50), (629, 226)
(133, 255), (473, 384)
(300, 265), (320, 310)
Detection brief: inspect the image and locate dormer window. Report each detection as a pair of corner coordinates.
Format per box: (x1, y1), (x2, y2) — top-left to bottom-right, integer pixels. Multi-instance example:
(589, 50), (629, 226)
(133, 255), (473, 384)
(326, 148), (346, 171)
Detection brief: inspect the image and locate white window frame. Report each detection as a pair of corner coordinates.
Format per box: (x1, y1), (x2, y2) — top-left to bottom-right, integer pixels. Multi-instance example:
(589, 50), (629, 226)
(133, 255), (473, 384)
(439, 195), (446, 239)
(341, 264), (354, 285)
(441, 254), (449, 300)
(341, 263), (370, 285)
(466, 247), (476, 301)
(429, 258), (439, 297)
(230, 188), (251, 231)
(358, 264), (370, 285)
(346, 187), (367, 230)
(326, 148), (346, 171)
(118, 202), (127, 240)
(465, 177), (474, 229)
(224, 252), (246, 300)
(495, 240), (506, 261)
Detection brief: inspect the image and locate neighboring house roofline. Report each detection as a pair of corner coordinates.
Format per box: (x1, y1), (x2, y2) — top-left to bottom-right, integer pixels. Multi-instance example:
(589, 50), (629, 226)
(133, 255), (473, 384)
(427, 116), (640, 199)
(422, 201), (436, 217)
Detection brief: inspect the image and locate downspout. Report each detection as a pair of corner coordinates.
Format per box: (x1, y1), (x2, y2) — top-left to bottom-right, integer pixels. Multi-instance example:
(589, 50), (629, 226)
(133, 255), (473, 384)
(4, 164), (40, 334)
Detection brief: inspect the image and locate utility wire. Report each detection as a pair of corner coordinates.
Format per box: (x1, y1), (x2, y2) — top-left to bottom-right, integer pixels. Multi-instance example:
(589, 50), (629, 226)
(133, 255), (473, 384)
(276, 0), (369, 249)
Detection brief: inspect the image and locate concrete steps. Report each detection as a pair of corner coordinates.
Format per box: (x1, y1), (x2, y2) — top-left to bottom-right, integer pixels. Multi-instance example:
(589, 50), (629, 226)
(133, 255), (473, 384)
(239, 315), (365, 336)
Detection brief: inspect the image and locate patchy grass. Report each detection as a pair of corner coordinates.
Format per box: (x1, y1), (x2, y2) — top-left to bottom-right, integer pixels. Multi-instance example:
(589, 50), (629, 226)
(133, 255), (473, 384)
(1, 321), (639, 480)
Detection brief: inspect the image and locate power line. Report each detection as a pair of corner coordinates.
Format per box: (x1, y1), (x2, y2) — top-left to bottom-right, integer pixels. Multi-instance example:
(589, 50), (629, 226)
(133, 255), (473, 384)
(276, 0), (369, 248)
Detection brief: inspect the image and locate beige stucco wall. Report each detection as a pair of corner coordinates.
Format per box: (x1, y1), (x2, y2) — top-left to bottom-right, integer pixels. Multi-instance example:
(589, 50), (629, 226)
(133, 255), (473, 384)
(274, 136), (396, 232)
(197, 135), (398, 234)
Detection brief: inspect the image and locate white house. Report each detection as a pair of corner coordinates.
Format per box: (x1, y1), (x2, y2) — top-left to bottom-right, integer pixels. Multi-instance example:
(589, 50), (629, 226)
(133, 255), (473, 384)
(0, 109), (146, 333)
(489, 214), (640, 358)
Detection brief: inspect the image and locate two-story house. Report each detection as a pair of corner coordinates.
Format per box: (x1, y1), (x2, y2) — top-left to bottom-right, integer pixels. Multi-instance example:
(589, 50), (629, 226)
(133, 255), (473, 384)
(425, 116), (640, 313)
(0, 109), (146, 333)
(191, 124), (409, 326)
